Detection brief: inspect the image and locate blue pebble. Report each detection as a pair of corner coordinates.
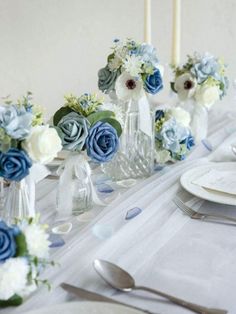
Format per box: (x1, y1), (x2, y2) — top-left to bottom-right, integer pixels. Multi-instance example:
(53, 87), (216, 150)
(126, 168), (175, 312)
(97, 183), (114, 193)
(49, 233), (65, 248)
(125, 207), (142, 220)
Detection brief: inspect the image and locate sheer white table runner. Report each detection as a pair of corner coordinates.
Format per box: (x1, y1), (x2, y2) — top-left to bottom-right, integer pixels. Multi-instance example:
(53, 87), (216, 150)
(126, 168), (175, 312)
(3, 111), (236, 314)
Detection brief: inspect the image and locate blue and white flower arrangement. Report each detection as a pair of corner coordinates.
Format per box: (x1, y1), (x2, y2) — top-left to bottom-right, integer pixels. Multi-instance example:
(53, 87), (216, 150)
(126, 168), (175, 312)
(171, 52), (228, 108)
(155, 107), (195, 163)
(0, 93), (62, 182)
(0, 217), (53, 307)
(98, 38), (164, 101)
(53, 93), (122, 163)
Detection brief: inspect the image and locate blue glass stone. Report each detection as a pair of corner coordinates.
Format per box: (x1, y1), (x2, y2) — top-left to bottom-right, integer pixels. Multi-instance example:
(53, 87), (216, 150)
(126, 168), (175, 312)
(125, 207), (142, 220)
(49, 233), (65, 248)
(97, 183), (114, 193)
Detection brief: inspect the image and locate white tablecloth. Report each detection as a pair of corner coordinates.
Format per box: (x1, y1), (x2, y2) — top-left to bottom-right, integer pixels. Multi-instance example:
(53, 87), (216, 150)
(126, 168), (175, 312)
(3, 111), (236, 314)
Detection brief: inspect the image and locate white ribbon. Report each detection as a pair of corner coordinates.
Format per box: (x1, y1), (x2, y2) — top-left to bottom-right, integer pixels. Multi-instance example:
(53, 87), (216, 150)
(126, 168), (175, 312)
(56, 153), (105, 217)
(138, 95), (153, 137)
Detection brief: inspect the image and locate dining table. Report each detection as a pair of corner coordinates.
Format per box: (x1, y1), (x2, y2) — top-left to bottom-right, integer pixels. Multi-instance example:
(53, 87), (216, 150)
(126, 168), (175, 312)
(3, 109), (236, 314)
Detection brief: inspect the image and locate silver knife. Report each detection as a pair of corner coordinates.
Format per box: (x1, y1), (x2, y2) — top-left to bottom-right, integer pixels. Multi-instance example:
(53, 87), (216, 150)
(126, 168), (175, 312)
(61, 283), (158, 314)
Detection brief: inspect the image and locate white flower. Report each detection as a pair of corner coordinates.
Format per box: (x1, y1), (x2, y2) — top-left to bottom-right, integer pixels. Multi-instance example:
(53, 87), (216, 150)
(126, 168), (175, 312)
(100, 102), (124, 127)
(155, 149), (171, 164)
(166, 107), (191, 127)
(115, 71), (144, 101)
(174, 73), (197, 101)
(123, 55), (143, 77)
(22, 124), (62, 164)
(194, 84), (220, 109)
(108, 56), (123, 71)
(23, 223), (50, 259)
(0, 258), (29, 300)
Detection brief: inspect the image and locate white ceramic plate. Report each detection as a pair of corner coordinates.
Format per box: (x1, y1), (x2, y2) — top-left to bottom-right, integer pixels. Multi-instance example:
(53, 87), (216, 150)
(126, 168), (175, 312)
(180, 162), (236, 206)
(23, 301), (143, 314)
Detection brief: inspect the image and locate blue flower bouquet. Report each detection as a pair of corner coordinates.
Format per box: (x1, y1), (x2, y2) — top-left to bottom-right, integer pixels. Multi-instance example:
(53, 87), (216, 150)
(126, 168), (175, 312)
(0, 217), (53, 308)
(155, 107), (195, 164)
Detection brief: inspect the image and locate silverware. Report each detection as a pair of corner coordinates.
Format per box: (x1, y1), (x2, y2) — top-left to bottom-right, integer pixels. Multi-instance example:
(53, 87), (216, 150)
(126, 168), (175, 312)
(61, 283), (157, 314)
(174, 196), (236, 224)
(93, 259), (227, 314)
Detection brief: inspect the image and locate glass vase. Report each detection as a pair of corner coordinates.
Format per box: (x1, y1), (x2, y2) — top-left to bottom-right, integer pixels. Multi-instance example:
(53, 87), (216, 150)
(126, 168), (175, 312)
(102, 96), (155, 183)
(3, 178), (32, 224)
(56, 153), (93, 218)
(190, 103), (208, 143)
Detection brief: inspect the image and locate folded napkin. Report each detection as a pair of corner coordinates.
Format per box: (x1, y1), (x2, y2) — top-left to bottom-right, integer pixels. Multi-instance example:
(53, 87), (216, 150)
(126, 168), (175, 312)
(208, 131), (236, 162)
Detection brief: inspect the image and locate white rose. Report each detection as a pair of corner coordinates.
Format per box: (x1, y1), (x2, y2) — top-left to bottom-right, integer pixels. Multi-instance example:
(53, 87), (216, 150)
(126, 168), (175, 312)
(174, 73), (197, 101)
(155, 149), (171, 164)
(0, 258), (29, 300)
(166, 107), (191, 127)
(22, 125), (62, 164)
(194, 85), (220, 109)
(23, 223), (50, 259)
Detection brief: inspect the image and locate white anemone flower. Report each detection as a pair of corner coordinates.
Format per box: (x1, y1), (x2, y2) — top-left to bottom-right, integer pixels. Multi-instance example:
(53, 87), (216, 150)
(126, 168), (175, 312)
(115, 71), (144, 101)
(123, 55), (143, 77)
(174, 73), (197, 101)
(0, 258), (29, 300)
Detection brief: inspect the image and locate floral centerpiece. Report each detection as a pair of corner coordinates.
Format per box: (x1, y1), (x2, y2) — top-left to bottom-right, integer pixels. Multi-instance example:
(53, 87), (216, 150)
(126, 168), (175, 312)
(98, 38), (163, 100)
(171, 52), (228, 141)
(155, 107), (195, 164)
(98, 38), (164, 180)
(0, 217), (53, 307)
(0, 92), (62, 222)
(53, 93), (122, 215)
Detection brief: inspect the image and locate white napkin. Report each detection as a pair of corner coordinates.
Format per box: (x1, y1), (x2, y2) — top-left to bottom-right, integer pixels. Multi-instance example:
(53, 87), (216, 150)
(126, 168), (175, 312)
(208, 131), (236, 162)
(192, 169), (236, 196)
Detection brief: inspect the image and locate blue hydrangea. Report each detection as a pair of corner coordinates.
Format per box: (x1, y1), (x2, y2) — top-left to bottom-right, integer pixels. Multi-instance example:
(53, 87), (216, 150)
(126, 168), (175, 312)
(136, 43), (159, 67)
(0, 105), (33, 140)
(191, 54), (220, 83)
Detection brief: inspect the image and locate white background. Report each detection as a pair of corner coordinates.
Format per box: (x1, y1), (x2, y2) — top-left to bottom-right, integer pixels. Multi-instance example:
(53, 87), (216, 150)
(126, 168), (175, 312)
(0, 0), (235, 118)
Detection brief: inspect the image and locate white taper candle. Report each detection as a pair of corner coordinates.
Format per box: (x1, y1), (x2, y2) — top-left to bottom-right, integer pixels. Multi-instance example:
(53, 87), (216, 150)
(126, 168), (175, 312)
(171, 0), (181, 67)
(144, 0), (151, 44)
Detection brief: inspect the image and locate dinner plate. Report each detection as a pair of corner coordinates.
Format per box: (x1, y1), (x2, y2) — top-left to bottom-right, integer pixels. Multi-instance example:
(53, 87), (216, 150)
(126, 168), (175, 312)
(180, 162), (236, 206)
(23, 301), (142, 314)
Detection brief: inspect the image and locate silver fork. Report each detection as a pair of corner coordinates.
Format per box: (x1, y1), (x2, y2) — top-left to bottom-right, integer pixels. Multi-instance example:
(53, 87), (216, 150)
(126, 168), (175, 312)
(174, 196), (236, 224)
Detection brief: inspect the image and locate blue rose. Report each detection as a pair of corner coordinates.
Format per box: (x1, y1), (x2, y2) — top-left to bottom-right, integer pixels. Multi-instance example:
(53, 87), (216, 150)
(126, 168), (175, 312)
(155, 110), (165, 122)
(57, 112), (89, 151)
(86, 121), (119, 163)
(144, 68), (163, 95)
(98, 65), (121, 93)
(0, 221), (17, 262)
(0, 148), (32, 181)
(0, 105), (33, 140)
(181, 135), (195, 151)
(157, 118), (190, 153)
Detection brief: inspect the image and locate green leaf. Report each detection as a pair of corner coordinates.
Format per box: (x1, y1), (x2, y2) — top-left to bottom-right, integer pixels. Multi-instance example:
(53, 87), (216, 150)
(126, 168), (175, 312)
(15, 233), (27, 257)
(87, 110), (115, 126)
(0, 295), (23, 308)
(170, 82), (177, 93)
(100, 118), (122, 137)
(53, 106), (73, 126)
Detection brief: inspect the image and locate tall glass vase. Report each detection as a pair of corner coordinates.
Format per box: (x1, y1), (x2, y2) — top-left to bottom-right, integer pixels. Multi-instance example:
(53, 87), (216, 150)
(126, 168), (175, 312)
(102, 96), (155, 183)
(3, 178), (33, 224)
(190, 103), (208, 143)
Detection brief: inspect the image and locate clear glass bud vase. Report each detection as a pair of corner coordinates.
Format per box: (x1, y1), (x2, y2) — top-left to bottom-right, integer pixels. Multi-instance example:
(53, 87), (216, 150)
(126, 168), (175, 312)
(3, 179), (32, 224)
(190, 103), (208, 143)
(102, 96), (155, 183)
(56, 153), (93, 218)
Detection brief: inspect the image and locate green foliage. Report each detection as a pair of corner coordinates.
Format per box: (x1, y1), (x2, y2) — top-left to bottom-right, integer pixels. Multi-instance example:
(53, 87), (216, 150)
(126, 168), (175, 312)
(87, 110), (114, 125)
(170, 82), (177, 93)
(0, 295), (23, 307)
(53, 106), (73, 126)
(15, 233), (28, 257)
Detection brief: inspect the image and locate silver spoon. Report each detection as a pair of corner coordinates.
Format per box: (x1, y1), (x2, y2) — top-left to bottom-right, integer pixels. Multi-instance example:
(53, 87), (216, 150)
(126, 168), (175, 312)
(93, 259), (227, 314)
